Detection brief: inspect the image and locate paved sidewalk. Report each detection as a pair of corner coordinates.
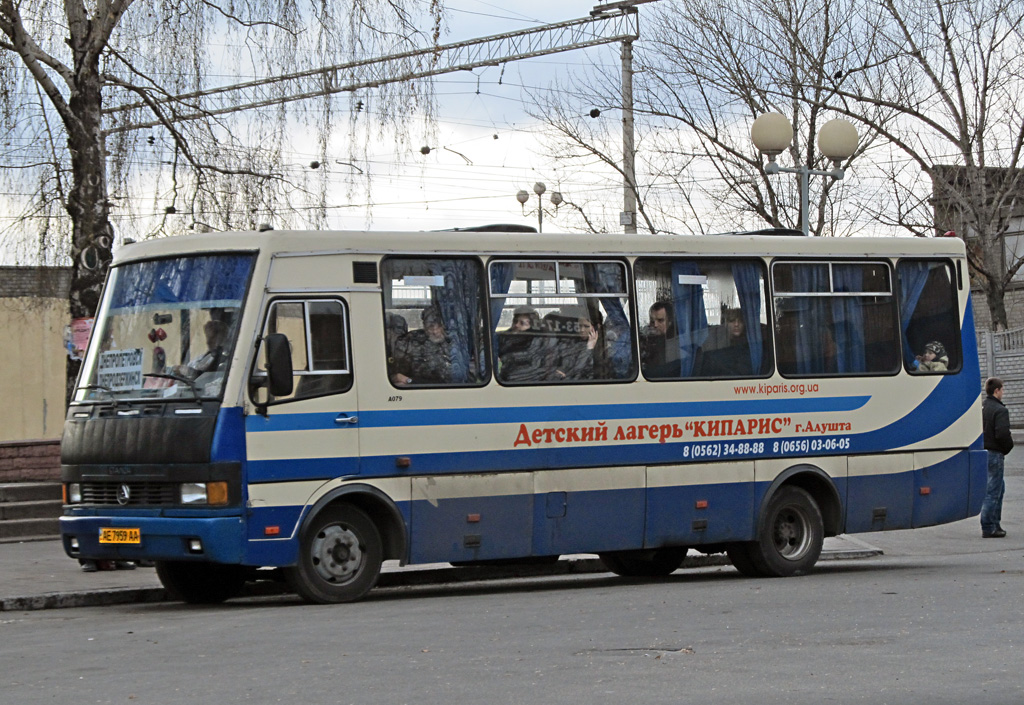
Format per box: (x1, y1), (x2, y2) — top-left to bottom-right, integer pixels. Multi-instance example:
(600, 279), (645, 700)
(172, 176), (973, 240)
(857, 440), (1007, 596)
(0, 534), (881, 612)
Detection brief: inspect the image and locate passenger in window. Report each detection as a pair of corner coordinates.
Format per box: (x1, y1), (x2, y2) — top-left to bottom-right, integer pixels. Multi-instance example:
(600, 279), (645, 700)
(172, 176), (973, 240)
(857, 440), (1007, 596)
(173, 319), (227, 379)
(385, 313), (408, 350)
(641, 301), (680, 377)
(552, 308), (600, 381)
(498, 306), (552, 383)
(390, 307), (452, 385)
(702, 308), (753, 377)
(913, 340), (949, 373)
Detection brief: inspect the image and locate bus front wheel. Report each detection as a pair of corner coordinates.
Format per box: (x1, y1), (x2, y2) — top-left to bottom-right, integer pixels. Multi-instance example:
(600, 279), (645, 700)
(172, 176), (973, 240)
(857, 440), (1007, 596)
(155, 561), (247, 604)
(737, 486), (823, 577)
(285, 504), (383, 604)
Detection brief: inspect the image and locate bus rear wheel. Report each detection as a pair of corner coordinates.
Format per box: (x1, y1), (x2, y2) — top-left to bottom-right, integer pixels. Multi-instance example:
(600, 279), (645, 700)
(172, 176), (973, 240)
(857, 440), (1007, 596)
(285, 505), (383, 604)
(599, 547), (686, 577)
(156, 561), (247, 604)
(738, 486), (823, 577)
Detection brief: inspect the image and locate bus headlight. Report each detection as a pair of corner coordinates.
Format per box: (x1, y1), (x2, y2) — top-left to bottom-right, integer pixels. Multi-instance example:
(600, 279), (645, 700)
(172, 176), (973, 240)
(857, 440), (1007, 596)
(180, 482), (229, 506)
(66, 483), (82, 504)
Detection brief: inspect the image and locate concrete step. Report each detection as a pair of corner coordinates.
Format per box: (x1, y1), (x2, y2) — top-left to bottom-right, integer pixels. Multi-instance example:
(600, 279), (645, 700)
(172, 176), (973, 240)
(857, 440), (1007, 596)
(0, 518), (60, 540)
(0, 482), (62, 503)
(0, 499), (63, 521)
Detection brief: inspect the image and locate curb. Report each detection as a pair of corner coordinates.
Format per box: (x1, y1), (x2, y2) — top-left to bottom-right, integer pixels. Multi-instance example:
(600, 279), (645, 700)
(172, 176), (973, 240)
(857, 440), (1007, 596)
(0, 547), (882, 612)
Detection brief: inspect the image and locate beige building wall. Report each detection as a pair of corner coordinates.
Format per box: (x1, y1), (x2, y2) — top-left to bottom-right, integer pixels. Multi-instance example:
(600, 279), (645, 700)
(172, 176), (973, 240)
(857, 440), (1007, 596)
(0, 266), (71, 442)
(0, 296), (69, 441)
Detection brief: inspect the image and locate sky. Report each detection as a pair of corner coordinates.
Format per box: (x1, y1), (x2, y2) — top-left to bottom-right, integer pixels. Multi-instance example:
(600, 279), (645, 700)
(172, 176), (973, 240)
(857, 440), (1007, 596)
(302, 0), (633, 235)
(0, 0), (637, 265)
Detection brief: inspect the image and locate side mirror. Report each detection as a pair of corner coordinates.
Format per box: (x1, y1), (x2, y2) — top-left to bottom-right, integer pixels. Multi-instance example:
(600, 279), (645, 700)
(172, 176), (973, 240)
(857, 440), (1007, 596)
(264, 333), (294, 397)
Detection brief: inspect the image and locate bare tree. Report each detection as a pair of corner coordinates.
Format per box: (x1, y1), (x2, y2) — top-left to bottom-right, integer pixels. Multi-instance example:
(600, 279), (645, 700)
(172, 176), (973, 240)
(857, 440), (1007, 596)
(806, 0), (1024, 330)
(530, 0), (881, 237)
(0, 0), (443, 398)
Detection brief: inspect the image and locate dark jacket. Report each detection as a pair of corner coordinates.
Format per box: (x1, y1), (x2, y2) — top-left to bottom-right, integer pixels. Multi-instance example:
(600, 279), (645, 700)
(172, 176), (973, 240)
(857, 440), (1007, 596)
(983, 394), (1014, 455)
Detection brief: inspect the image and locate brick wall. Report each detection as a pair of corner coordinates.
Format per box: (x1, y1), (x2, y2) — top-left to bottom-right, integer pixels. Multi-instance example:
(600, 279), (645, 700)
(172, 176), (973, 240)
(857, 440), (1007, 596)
(0, 440), (61, 483)
(0, 267), (71, 299)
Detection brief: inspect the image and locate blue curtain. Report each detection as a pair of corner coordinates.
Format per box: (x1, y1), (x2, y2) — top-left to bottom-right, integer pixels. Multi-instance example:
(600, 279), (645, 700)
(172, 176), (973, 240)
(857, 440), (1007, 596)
(489, 262), (516, 353)
(110, 254), (255, 310)
(671, 261), (709, 376)
(898, 261), (931, 366)
(830, 265), (866, 373)
(436, 259), (486, 383)
(732, 262), (764, 374)
(792, 265), (830, 374)
(584, 263), (633, 378)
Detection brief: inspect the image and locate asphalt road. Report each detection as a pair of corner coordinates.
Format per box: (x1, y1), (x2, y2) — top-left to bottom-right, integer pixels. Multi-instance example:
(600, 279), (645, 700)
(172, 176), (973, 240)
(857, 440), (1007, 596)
(1, 478), (1021, 705)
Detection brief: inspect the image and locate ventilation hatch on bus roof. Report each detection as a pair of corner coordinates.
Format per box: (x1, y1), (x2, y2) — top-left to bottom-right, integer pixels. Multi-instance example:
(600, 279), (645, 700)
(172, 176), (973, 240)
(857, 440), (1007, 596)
(352, 261), (378, 284)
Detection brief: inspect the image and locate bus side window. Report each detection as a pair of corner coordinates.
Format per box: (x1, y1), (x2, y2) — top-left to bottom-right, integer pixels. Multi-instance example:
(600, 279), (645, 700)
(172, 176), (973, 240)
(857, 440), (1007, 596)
(898, 260), (961, 374)
(251, 298), (353, 405)
(772, 261), (900, 377)
(488, 259), (636, 385)
(381, 257), (491, 388)
(635, 258), (772, 380)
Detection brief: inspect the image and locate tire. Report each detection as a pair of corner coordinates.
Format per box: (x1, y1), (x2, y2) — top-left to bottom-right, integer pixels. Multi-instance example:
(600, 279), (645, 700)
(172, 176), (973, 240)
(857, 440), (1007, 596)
(156, 561), (247, 604)
(745, 486), (824, 577)
(285, 504), (383, 604)
(725, 543), (766, 577)
(599, 547), (686, 577)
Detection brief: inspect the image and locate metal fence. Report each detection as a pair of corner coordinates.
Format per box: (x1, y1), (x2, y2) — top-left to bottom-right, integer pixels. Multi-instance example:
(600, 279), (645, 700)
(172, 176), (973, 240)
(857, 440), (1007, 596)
(978, 328), (1024, 424)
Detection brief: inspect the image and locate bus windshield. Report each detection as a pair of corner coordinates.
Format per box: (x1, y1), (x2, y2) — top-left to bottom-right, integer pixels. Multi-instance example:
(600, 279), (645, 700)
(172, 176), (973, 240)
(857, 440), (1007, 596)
(76, 253), (256, 403)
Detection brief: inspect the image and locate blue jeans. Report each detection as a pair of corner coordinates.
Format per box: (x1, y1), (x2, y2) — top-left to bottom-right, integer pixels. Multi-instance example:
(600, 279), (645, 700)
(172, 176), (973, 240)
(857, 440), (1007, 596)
(980, 451), (1006, 534)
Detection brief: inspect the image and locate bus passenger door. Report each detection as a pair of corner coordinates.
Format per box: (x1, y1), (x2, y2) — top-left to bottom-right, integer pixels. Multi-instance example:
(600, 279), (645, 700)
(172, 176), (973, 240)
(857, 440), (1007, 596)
(245, 298), (360, 545)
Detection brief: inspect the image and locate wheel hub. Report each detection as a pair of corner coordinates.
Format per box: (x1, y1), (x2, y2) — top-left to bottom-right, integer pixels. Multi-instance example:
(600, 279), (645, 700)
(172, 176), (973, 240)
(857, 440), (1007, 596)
(311, 524), (364, 584)
(773, 507), (810, 560)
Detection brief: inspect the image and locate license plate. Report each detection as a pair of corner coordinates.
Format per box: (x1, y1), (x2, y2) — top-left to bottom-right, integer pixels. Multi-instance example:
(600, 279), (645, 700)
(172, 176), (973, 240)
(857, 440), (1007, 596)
(99, 527), (141, 544)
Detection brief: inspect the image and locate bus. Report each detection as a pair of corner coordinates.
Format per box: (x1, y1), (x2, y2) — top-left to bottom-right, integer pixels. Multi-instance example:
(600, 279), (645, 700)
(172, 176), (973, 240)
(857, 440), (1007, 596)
(59, 227), (986, 603)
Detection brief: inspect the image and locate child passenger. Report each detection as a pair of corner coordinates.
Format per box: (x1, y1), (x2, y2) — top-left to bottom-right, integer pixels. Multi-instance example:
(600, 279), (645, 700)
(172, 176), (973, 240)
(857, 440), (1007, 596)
(914, 340), (949, 372)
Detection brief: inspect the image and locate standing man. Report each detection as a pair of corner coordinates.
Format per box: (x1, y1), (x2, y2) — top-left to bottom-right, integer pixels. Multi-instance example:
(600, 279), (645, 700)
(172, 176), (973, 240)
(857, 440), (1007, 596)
(981, 377), (1013, 538)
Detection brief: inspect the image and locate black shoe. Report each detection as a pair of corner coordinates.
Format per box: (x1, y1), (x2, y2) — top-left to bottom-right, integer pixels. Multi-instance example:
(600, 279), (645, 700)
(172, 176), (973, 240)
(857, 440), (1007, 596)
(982, 529), (1007, 538)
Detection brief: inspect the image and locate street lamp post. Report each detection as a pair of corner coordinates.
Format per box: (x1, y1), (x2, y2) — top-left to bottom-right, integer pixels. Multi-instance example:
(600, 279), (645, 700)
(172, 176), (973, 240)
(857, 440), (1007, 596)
(751, 113), (859, 236)
(516, 182), (562, 233)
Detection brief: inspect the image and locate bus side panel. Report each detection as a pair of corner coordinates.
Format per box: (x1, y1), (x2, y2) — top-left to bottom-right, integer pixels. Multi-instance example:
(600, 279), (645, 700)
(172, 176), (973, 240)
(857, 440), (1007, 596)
(645, 463), (755, 546)
(409, 474), (533, 563)
(912, 450), (971, 528)
(532, 467), (645, 555)
(846, 454), (914, 533)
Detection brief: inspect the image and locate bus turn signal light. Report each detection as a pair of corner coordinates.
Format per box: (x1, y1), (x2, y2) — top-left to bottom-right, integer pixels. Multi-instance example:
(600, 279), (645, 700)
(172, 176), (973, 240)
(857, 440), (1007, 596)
(264, 526), (281, 536)
(207, 481), (229, 506)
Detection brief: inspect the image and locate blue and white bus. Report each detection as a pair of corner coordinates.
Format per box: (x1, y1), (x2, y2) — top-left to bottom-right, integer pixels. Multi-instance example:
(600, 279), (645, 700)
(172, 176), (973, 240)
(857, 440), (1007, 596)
(60, 227), (986, 603)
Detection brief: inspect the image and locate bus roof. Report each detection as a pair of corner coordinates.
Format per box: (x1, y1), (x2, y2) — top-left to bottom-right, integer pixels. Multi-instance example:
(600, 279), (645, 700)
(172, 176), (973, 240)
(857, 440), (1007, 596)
(112, 228), (967, 265)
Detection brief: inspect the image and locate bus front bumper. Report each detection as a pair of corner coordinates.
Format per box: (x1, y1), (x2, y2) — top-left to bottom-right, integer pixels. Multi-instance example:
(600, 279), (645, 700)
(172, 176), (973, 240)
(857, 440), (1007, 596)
(60, 515), (245, 564)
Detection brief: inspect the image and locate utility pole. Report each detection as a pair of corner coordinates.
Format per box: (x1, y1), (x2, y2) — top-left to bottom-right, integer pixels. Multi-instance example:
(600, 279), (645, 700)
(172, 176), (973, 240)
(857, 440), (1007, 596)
(621, 39), (637, 234)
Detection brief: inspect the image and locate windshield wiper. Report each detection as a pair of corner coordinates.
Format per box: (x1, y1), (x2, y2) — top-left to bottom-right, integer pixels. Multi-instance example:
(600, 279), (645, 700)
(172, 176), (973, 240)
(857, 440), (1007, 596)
(143, 373), (202, 404)
(74, 383), (123, 409)
(77, 383), (114, 396)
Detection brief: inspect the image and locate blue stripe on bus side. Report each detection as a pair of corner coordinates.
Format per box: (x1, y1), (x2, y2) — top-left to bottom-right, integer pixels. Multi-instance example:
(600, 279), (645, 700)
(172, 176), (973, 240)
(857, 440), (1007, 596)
(238, 449), (978, 568)
(244, 396), (872, 433)
(242, 416), (973, 484)
(247, 456), (360, 483)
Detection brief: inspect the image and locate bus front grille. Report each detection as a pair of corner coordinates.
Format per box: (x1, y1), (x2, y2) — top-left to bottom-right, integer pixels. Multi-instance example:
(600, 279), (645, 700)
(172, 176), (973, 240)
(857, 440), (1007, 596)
(81, 482), (178, 506)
